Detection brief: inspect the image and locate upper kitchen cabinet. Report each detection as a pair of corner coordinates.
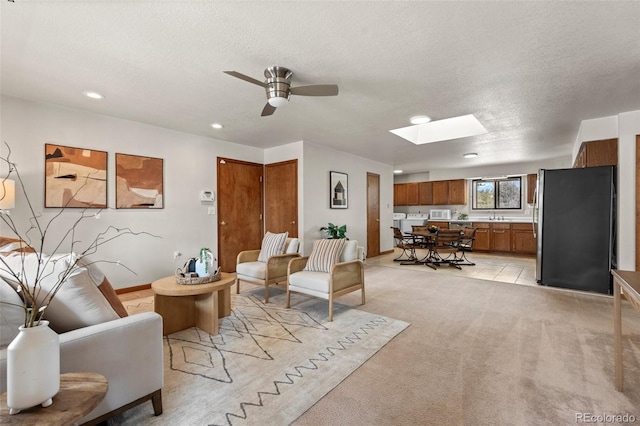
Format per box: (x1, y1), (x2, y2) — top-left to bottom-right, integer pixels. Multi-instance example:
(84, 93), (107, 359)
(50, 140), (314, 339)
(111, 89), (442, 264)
(447, 179), (467, 205)
(394, 183), (419, 206)
(573, 138), (618, 168)
(526, 174), (537, 204)
(432, 181), (449, 205)
(418, 181), (433, 205)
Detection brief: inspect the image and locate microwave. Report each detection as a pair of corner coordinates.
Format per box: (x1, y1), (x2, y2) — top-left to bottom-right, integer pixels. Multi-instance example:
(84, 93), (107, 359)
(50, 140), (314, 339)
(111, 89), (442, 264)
(429, 209), (451, 220)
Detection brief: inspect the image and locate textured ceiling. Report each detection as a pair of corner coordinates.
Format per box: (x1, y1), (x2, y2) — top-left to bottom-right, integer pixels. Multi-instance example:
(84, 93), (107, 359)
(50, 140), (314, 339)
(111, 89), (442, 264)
(2, 1), (639, 174)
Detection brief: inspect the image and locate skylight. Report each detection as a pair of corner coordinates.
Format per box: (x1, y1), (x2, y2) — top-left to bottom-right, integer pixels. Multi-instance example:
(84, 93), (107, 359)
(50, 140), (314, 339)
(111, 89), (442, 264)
(389, 114), (487, 145)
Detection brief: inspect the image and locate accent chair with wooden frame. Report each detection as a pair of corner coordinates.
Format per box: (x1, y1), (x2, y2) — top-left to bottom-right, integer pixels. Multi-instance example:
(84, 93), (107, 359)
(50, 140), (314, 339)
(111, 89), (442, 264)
(286, 239), (365, 322)
(236, 236), (300, 303)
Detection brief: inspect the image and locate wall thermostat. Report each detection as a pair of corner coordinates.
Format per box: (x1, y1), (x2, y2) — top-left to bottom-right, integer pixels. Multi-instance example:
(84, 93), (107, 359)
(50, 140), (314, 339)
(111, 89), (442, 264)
(200, 190), (215, 202)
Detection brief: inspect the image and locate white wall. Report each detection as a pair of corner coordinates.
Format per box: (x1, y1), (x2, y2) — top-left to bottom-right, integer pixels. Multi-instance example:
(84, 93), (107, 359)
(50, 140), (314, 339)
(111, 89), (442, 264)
(301, 143), (394, 256)
(575, 111), (639, 270)
(0, 96), (263, 288)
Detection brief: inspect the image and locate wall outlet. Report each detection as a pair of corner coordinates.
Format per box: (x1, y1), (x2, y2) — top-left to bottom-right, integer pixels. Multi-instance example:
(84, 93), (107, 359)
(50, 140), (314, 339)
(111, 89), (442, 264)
(208, 207), (216, 215)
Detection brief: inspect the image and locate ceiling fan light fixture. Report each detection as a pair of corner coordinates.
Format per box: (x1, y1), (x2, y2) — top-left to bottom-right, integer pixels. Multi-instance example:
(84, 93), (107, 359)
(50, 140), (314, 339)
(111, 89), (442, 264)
(268, 96), (289, 108)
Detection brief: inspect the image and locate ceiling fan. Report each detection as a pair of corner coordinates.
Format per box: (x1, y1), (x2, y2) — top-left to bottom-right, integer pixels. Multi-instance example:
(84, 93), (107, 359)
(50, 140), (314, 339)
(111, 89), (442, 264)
(223, 66), (339, 116)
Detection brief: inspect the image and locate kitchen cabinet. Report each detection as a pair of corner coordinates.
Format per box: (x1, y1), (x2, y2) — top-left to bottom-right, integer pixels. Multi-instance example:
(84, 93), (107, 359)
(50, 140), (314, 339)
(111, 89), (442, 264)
(512, 223), (537, 254)
(418, 181), (433, 205)
(526, 174), (537, 204)
(472, 223), (491, 251)
(432, 181), (449, 205)
(393, 182), (419, 206)
(573, 138), (618, 168)
(448, 179), (467, 205)
(490, 223), (511, 252)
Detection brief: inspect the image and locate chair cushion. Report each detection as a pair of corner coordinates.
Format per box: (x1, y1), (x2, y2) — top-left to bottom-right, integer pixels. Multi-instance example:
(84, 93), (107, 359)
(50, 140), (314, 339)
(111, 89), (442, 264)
(304, 238), (347, 273)
(257, 231), (288, 262)
(0, 252), (120, 333)
(284, 238), (300, 254)
(288, 271), (331, 299)
(340, 240), (359, 262)
(236, 261), (267, 280)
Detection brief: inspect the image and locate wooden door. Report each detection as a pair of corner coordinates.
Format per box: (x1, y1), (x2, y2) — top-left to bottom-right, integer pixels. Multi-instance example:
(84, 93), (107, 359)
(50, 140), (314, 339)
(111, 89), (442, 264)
(217, 158), (263, 272)
(367, 172), (380, 258)
(264, 159), (298, 237)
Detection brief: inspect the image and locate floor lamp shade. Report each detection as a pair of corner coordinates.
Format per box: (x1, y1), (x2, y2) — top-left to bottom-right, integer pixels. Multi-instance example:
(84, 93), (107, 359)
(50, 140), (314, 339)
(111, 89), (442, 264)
(0, 179), (16, 209)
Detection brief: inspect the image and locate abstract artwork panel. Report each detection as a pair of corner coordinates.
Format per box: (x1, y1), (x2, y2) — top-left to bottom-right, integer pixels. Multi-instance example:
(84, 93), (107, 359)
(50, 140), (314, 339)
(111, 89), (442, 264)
(115, 153), (164, 209)
(44, 143), (107, 208)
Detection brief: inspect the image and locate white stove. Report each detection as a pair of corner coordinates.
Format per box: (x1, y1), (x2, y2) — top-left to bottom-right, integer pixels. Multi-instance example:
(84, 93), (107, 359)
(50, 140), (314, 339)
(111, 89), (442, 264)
(392, 212), (406, 230)
(402, 213), (429, 234)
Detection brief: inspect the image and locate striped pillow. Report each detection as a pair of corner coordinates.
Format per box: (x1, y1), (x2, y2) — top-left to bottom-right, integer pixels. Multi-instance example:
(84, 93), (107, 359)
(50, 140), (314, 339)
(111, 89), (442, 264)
(304, 238), (347, 273)
(257, 232), (288, 262)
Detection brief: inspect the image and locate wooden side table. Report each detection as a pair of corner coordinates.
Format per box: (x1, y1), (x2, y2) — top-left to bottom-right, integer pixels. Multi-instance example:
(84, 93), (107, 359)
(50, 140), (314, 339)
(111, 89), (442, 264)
(0, 372), (107, 425)
(152, 272), (236, 336)
(613, 269), (640, 391)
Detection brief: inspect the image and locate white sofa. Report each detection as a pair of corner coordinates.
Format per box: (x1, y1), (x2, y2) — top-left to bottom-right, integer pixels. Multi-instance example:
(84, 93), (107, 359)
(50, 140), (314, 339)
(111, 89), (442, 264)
(0, 246), (163, 425)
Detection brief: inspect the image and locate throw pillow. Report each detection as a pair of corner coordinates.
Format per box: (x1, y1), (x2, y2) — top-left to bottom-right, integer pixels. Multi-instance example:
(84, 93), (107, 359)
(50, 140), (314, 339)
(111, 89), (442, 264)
(304, 238), (347, 273)
(257, 231), (288, 262)
(0, 252), (120, 333)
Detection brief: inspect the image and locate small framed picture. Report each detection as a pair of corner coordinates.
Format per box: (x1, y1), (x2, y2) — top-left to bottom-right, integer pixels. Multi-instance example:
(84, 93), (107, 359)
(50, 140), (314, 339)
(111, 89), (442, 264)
(115, 153), (164, 209)
(330, 171), (348, 209)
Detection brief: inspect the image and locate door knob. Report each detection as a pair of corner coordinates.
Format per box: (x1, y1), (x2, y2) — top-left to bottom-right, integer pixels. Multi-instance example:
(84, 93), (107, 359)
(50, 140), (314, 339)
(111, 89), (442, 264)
(375, 218), (380, 222)
(220, 221), (226, 226)
(291, 221), (296, 225)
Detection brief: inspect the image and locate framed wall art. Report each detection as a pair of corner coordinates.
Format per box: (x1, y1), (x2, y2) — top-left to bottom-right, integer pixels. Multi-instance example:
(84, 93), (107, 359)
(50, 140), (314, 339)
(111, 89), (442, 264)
(115, 153), (164, 209)
(330, 171), (348, 209)
(44, 143), (107, 208)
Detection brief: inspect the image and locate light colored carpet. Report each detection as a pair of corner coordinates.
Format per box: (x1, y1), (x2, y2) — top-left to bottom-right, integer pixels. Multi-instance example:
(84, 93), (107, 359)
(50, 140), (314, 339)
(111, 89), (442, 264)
(113, 287), (409, 426)
(295, 265), (640, 425)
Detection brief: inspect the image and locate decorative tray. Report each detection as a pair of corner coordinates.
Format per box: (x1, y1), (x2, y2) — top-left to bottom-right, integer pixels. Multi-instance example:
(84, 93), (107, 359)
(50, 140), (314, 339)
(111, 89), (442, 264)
(175, 271), (221, 285)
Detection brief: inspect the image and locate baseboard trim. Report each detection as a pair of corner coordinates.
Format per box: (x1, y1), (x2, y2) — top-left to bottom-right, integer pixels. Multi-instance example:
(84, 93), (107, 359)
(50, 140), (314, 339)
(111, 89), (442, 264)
(115, 283), (151, 295)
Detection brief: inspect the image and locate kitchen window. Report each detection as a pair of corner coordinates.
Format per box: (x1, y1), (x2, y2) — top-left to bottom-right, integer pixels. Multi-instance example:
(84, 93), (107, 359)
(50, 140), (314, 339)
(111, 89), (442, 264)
(471, 177), (522, 210)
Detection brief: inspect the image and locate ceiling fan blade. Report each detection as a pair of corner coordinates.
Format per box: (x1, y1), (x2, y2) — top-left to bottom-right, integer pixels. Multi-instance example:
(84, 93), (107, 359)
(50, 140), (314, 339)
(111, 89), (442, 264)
(261, 103), (276, 116)
(223, 71), (268, 88)
(290, 84), (339, 96)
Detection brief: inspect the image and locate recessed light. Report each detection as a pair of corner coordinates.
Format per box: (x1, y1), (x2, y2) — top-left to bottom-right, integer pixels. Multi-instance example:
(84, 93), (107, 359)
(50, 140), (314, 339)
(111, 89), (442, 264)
(463, 152), (478, 158)
(210, 123), (223, 129)
(393, 170), (403, 174)
(83, 91), (104, 100)
(410, 115), (431, 125)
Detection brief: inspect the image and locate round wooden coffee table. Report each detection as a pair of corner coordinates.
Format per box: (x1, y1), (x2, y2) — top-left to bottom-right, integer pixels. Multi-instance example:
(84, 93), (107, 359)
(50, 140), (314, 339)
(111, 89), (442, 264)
(152, 272), (235, 336)
(0, 372), (107, 425)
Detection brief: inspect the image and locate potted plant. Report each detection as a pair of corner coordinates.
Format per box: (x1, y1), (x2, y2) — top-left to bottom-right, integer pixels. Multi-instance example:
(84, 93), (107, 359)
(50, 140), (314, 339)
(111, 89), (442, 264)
(320, 223), (348, 239)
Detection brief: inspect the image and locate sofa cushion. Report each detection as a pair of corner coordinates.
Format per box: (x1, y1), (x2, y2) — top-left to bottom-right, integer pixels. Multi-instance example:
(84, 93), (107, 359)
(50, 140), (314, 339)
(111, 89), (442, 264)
(236, 261), (266, 280)
(304, 238), (347, 273)
(257, 231), (288, 262)
(0, 277), (24, 348)
(0, 252), (120, 333)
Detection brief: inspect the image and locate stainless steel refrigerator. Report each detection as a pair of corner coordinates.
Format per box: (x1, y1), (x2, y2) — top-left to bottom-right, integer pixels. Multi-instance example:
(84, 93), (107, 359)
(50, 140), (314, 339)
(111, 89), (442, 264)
(535, 166), (616, 294)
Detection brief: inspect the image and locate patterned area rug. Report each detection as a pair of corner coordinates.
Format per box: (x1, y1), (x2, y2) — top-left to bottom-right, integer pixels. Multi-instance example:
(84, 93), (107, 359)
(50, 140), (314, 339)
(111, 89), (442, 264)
(112, 288), (409, 426)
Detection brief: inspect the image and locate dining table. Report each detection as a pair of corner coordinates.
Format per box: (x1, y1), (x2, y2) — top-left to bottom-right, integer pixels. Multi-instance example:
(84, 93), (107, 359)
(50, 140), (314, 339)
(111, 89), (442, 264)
(400, 230), (438, 269)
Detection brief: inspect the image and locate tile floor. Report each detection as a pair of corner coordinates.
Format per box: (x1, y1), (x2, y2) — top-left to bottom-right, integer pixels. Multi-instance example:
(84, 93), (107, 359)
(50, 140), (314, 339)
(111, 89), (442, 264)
(365, 248), (538, 287)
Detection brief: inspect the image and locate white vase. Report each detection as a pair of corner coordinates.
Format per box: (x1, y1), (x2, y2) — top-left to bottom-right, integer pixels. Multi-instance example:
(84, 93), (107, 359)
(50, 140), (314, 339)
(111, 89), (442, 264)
(7, 320), (60, 415)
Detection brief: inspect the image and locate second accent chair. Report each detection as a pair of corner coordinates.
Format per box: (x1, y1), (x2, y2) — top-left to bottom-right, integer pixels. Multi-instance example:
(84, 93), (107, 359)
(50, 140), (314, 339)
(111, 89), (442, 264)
(286, 239), (365, 321)
(236, 232), (300, 303)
